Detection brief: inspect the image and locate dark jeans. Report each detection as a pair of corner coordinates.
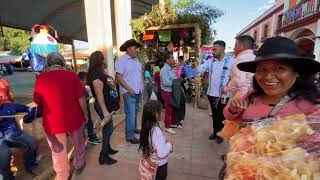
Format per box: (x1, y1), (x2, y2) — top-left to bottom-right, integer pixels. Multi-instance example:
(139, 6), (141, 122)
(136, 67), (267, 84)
(85, 104), (97, 140)
(156, 163), (168, 180)
(0, 134), (37, 180)
(156, 91), (164, 108)
(94, 102), (114, 154)
(207, 96), (227, 135)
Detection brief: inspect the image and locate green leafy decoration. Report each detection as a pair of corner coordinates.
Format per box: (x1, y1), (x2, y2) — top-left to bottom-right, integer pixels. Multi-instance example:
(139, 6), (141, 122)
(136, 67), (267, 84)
(131, 0), (224, 44)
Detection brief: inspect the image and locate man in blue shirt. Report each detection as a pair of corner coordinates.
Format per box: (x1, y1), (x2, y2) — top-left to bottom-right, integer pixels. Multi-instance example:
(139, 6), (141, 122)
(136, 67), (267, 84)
(160, 54), (178, 134)
(0, 102), (42, 179)
(193, 41), (234, 144)
(115, 39), (144, 144)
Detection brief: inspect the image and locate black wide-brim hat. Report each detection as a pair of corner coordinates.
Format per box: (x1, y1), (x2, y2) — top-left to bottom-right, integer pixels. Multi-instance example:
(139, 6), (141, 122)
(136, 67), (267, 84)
(119, 39), (143, 52)
(237, 36), (320, 73)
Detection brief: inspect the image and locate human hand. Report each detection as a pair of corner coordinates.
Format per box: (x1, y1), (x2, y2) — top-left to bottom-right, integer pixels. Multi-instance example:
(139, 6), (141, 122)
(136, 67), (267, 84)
(128, 88), (136, 96)
(191, 62), (197, 69)
(307, 105), (320, 119)
(221, 87), (228, 94)
(102, 111), (111, 122)
(84, 114), (89, 124)
(229, 93), (249, 114)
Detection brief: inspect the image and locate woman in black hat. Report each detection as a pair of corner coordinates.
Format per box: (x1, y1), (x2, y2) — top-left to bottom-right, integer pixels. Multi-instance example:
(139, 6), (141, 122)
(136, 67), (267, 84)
(224, 36), (320, 126)
(219, 36), (320, 180)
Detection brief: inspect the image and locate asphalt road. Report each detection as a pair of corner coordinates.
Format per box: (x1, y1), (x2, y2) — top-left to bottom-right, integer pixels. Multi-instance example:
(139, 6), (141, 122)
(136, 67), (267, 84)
(4, 71), (36, 104)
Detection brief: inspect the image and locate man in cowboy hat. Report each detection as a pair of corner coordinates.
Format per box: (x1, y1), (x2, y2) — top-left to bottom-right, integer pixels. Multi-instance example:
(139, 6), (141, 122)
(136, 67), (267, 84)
(115, 39), (144, 144)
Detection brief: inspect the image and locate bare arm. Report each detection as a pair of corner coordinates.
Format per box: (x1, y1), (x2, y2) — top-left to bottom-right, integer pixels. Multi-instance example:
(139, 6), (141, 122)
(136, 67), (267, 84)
(115, 73), (135, 95)
(78, 96), (88, 123)
(93, 79), (110, 118)
(8, 88), (15, 102)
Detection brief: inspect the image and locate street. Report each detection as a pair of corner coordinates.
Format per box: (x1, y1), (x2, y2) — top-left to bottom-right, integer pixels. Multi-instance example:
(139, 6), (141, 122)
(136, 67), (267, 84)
(4, 72), (35, 104)
(72, 103), (228, 180)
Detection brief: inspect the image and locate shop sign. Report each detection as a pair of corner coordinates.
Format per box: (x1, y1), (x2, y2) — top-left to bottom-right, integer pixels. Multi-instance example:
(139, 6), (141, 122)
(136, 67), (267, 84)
(281, 0), (320, 27)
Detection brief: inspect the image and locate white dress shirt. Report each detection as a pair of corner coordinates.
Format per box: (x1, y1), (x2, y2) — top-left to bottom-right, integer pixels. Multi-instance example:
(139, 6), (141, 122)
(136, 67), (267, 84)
(195, 55), (234, 97)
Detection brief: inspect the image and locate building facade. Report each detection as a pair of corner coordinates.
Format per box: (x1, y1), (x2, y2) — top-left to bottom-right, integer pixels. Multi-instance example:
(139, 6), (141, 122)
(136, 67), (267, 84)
(237, 0), (320, 61)
(84, 0), (158, 75)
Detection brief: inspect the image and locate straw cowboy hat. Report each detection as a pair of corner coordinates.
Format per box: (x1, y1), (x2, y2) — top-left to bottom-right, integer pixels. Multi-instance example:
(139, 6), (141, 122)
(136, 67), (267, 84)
(237, 36), (320, 73)
(119, 39), (143, 52)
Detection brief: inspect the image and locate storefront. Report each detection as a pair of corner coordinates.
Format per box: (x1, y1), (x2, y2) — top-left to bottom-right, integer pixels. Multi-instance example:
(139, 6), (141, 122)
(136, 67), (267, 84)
(237, 0), (320, 61)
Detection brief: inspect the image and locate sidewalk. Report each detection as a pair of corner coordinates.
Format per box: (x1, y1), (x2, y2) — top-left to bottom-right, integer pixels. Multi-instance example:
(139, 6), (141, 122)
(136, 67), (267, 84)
(72, 104), (228, 180)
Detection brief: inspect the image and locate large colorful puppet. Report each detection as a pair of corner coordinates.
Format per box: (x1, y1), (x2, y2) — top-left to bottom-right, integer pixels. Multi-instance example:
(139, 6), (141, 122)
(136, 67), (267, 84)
(24, 25), (59, 72)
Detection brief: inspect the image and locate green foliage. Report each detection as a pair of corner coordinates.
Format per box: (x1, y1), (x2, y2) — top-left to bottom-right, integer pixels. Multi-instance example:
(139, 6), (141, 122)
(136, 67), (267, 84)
(137, 47), (157, 68)
(131, 0), (223, 44)
(0, 27), (31, 55)
(175, 0), (196, 8)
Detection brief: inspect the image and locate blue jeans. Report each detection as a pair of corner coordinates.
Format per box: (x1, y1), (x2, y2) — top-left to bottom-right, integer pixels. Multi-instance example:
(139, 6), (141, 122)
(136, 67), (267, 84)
(94, 102), (114, 154)
(123, 93), (141, 140)
(0, 134), (37, 180)
(86, 104), (97, 140)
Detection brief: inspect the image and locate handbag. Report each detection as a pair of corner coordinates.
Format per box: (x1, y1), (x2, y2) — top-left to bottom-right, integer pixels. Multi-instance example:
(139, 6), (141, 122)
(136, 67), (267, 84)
(138, 152), (160, 180)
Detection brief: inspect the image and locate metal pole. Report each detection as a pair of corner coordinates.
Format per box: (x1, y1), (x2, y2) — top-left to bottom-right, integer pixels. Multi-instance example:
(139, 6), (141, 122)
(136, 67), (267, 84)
(71, 40), (77, 72)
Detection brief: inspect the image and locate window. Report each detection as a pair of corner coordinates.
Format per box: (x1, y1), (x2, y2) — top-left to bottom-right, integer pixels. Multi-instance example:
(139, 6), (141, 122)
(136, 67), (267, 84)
(254, 31), (257, 41)
(264, 24), (269, 38)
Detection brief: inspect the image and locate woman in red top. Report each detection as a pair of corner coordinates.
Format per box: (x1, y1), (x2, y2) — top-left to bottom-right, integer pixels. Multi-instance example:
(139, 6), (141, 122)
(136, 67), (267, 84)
(0, 77), (15, 103)
(34, 53), (88, 179)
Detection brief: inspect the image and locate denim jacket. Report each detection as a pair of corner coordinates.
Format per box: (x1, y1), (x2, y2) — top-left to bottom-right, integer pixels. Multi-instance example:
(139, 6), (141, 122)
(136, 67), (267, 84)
(0, 103), (31, 142)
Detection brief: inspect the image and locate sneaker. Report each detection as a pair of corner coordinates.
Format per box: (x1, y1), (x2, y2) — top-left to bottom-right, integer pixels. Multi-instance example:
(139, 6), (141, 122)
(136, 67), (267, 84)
(165, 128), (176, 134)
(126, 138), (140, 144)
(171, 125), (178, 128)
(177, 123), (183, 129)
(135, 129), (141, 134)
(180, 120), (184, 124)
(88, 137), (101, 145)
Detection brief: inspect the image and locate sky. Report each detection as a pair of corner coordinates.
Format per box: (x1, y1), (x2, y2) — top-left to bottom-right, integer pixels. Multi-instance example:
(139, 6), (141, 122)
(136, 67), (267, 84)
(75, 0), (276, 51)
(201, 0), (276, 52)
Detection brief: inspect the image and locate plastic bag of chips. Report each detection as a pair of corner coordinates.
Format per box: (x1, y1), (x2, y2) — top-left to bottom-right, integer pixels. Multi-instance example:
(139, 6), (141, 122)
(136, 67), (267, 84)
(225, 114), (320, 180)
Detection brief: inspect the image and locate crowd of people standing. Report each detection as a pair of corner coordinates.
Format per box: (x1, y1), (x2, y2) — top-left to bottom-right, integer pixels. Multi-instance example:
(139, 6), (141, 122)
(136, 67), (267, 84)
(1, 33), (320, 180)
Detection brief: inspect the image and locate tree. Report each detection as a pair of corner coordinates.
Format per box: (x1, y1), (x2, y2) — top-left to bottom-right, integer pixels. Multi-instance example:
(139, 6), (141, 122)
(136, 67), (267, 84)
(0, 27), (31, 55)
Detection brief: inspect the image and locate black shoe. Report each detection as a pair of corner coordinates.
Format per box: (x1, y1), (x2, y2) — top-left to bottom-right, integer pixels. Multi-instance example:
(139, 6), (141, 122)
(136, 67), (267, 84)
(108, 145), (119, 155)
(99, 154), (117, 165)
(209, 134), (217, 140)
(135, 129), (141, 134)
(216, 137), (224, 144)
(88, 136), (101, 145)
(126, 138), (139, 144)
